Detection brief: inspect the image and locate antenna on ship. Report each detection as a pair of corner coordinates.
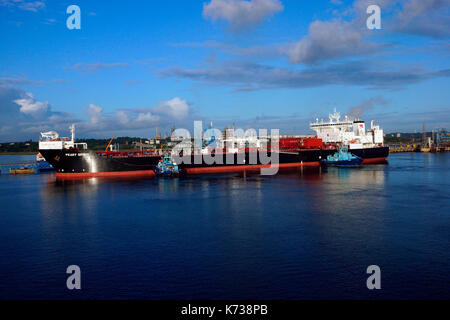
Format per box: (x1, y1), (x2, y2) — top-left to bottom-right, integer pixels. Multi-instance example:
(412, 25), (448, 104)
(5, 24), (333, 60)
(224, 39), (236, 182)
(329, 108), (340, 122)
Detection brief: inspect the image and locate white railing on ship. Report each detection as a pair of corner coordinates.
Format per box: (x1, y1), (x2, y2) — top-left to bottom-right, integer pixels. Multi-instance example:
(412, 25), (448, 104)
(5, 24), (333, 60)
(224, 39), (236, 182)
(74, 143), (88, 150)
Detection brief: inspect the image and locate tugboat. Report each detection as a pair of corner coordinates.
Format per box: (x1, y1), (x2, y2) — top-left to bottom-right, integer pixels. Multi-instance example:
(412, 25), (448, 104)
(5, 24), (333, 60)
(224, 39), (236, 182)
(155, 154), (181, 176)
(325, 146), (363, 167)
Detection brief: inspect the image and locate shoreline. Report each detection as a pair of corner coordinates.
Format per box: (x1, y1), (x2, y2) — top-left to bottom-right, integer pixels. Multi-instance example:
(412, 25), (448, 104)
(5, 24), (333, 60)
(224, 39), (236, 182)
(0, 152), (36, 155)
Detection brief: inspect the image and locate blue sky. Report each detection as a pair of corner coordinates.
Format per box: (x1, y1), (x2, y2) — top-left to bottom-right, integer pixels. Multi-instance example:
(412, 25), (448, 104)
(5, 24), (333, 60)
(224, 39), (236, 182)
(0, 0), (449, 141)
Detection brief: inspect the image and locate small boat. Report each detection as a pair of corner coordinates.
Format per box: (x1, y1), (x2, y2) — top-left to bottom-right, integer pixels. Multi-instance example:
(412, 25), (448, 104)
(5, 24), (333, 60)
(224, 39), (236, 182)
(36, 152), (55, 172)
(10, 167), (35, 175)
(154, 154), (181, 176)
(325, 146), (363, 167)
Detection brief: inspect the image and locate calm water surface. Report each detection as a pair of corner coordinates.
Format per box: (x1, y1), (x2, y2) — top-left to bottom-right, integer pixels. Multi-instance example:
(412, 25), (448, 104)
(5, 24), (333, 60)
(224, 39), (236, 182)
(0, 153), (449, 299)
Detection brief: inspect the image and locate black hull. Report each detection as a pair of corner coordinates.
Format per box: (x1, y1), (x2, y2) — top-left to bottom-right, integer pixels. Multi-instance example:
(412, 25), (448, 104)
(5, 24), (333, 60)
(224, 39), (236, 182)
(39, 149), (161, 174)
(39, 149), (323, 175)
(178, 150), (323, 169)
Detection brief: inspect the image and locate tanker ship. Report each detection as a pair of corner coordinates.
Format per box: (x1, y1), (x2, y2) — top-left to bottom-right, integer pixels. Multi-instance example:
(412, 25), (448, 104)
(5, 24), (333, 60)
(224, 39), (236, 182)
(310, 109), (389, 164)
(38, 125), (323, 180)
(38, 125), (161, 179)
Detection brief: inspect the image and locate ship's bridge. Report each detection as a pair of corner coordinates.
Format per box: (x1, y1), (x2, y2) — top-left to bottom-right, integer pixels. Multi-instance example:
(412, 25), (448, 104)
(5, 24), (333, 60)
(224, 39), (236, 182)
(38, 124), (87, 150)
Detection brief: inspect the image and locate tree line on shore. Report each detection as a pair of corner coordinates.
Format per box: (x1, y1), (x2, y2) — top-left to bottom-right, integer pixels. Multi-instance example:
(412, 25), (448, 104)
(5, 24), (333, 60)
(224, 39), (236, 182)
(0, 137), (145, 154)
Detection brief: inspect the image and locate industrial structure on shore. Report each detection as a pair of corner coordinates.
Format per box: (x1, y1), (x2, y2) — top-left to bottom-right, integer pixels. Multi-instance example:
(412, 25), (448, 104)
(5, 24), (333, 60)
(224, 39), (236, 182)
(387, 125), (450, 153)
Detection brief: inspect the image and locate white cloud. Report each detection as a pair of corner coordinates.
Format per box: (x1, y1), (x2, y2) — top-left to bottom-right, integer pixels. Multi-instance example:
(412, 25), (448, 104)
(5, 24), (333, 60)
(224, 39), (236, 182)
(0, 86), (76, 141)
(1, 88), (187, 140)
(0, 0), (45, 12)
(155, 97), (190, 120)
(115, 110), (130, 125)
(394, 0), (450, 38)
(203, 0), (283, 30)
(136, 112), (159, 123)
(13, 92), (49, 115)
(284, 19), (377, 64)
(162, 61), (450, 91)
(43, 18), (56, 25)
(285, 0), (450, 65)
(79, 97), (191, 134)
(68, 62), (130, 71)
(398, 0), (444, 22)
(86, 103), (103, 125)
(0, 77), (46, 86)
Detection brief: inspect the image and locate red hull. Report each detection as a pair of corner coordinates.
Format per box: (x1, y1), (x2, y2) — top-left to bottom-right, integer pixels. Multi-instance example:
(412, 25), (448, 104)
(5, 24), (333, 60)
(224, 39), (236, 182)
(56, 170), (156, 180)
(362, 157), (388, 164)
(184, 162), (321, 175)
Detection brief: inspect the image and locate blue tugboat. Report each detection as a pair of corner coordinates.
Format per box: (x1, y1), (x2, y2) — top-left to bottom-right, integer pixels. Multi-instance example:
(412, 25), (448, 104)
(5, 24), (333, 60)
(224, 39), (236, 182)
(155, 154), (181, 176)
(325, 146), (363, 167)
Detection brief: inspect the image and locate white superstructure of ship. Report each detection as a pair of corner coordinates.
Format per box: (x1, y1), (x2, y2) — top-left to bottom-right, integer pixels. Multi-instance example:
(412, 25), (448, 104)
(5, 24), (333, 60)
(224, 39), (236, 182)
(39, 124), (87, 150)
(310, 109), (384, 150)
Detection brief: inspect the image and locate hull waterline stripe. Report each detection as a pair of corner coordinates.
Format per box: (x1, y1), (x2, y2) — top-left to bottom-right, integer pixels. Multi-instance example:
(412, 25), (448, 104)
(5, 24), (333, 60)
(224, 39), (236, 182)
(184, 162), (321, 174)
(362, 157), (388, 164)
(56, 170), (155, 180)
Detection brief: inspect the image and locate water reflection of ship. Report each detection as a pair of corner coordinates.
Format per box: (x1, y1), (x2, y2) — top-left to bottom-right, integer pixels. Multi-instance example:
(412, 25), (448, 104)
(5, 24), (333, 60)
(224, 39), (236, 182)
(326, 167), (386, 185)
(303, 167), (388, 264)
(39, 174), (101, 222)
(312, 167), (387, 221)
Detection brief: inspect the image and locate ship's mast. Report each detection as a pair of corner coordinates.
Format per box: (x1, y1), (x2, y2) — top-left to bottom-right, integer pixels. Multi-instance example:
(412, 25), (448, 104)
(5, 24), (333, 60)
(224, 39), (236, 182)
(70, 124), (75, 142)
(329, 108), (341, 123)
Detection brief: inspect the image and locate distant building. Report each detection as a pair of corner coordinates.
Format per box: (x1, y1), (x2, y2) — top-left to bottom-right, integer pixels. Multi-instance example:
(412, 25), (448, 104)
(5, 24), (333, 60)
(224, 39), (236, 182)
(436, 128), (450, 146)
(171, 136), (183, 142)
